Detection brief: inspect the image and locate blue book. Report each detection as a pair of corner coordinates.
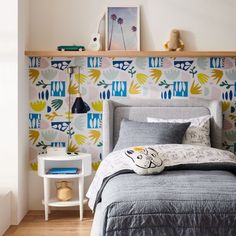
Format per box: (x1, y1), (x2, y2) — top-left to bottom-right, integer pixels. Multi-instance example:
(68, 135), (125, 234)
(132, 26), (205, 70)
(47, 167), (79, 174)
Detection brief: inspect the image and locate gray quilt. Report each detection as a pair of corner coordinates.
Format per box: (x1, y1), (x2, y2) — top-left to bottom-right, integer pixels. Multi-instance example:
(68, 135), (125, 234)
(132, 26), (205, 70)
(99, 170), (236, 236)
(87, 145), (236, 236)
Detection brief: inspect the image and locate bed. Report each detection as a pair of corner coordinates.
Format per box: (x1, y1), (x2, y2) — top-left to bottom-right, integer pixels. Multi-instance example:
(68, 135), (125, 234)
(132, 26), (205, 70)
(87, 98), (236, 236)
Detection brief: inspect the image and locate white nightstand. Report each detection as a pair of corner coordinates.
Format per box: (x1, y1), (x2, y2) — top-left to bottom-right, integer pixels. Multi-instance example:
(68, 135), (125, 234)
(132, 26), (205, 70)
(37, 153), (92, 221)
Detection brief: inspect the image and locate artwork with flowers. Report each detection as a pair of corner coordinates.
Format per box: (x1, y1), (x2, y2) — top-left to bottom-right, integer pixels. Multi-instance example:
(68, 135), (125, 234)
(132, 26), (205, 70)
(106, 6), (140, 50)
(29, 56), (236, 171)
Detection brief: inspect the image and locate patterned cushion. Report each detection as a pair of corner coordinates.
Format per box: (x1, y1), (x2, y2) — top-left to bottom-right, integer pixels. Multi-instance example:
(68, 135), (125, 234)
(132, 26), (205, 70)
(147, 115), (211, 146)
(125, 147), (164, 175)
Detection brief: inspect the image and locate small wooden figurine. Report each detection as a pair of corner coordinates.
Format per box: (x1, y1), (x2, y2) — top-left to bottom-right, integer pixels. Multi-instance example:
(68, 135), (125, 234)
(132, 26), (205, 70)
(164, 29), (184, 51)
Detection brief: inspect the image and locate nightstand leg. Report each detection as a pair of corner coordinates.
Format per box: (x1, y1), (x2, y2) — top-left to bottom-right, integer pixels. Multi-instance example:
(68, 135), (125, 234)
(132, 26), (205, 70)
(79, 176), (84, 221)
(43, 177), (49, 221)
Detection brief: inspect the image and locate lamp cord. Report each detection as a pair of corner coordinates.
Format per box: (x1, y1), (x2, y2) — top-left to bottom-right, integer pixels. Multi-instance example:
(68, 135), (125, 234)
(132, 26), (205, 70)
(67, 72), (72, 152)
(78, 66), (81, 95)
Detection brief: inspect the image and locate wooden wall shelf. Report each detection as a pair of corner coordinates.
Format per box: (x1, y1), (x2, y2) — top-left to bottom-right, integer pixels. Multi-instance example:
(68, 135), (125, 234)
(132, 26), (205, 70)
(24, 50), (236, 58)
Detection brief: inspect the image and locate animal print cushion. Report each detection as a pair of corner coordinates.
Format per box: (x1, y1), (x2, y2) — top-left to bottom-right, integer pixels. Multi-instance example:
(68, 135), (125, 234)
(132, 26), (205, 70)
(147, 115), (211, 146)
(125, 147), (165, 175)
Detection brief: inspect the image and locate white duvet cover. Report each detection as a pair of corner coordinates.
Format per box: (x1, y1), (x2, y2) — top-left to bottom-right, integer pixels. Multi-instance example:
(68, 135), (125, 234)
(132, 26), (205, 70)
(86, 144), (236, 210)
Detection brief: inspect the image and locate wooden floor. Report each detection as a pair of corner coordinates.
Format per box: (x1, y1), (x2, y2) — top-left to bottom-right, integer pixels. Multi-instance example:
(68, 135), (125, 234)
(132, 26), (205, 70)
(4, 210), (94, 236)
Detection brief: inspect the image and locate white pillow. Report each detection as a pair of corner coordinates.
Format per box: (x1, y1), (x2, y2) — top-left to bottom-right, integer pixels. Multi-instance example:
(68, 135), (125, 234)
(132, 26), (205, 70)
(147, 115), (211, 146)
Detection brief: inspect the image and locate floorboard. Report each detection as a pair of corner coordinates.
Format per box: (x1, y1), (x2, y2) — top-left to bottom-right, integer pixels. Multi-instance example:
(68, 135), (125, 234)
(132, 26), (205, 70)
(4, 210), (94, 236)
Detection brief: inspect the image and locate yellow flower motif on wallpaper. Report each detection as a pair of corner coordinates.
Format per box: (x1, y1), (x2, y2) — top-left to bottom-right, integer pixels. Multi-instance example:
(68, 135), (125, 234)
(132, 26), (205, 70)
(65, 111), (74, 120)
(89, 69), (101, 83)
(74, 134), (87, 145)
(133, 147), (145, 151)
(92, 161), (101, 171)
(150, 69), (162, 83)
(29, 130), (40, 144)
(222, 101), (230, 112)
(129, 81), (141, 94)
(68, 81), (78, 94)
(89, 130), (101, 144)
(67, 141), (79, 153)
(190, 81), (202, 94)
(197, 73), (209, 84)
(75, 73), (87, 84)
(30, 162), (38, 171)
(229, 115), (236, 121)
(45, 112), (62, 121)
(136, 73), (148, 85)
(211, 69), (223, 84)
(29, 69), (40, 84)
(30, 100), (46, 112)
(92, 101), (103, 112)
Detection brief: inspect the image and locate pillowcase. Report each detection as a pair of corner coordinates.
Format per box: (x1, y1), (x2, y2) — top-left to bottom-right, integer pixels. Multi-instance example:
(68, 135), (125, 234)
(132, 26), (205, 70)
(113, 119), (191, 151)
(125, 147), (165, 175)
(147, 115), (211, 146)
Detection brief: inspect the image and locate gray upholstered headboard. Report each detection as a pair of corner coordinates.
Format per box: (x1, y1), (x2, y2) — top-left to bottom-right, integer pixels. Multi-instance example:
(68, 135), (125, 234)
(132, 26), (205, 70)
(103, 98), (222, 158)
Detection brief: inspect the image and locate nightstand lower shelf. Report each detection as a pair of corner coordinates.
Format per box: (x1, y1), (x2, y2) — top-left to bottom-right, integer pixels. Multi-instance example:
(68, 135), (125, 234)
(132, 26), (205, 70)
(42, 198), (88, 207)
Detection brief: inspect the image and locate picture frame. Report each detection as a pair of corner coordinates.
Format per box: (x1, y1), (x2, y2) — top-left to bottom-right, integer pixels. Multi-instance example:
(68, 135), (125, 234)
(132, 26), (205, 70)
(106, 5), (140, 51)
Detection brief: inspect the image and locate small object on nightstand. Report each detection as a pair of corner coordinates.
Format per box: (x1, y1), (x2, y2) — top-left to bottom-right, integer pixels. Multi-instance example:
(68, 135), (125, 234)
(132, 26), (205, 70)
(37, 152), (92, 221)
(47, 167), (79, 174)
(56, 181), (73, 201)
(47, 147), (66, 155)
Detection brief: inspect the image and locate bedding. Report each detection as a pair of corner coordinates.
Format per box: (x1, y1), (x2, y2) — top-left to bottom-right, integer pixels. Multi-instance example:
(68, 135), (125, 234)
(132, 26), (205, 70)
(87, 145), (236, 236)
(147, 115), (211, 146)
(113, 119), (190, 151)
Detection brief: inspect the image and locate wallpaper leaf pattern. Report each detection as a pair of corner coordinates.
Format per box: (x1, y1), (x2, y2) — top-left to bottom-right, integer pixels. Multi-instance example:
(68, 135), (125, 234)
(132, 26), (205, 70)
(29, 56), (236, 171)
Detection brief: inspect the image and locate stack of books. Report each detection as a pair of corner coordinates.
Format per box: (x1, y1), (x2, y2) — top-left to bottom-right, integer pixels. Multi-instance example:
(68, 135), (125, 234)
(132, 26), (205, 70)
(47, 167), (79, 174)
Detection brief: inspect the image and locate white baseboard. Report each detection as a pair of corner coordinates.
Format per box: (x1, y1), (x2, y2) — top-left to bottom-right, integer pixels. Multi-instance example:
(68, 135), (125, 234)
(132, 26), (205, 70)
(0, 191), (11, 235)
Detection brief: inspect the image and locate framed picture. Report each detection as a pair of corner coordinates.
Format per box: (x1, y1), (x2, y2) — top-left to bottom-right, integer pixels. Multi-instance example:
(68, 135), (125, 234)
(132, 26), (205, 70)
(106, 5), (140, 51)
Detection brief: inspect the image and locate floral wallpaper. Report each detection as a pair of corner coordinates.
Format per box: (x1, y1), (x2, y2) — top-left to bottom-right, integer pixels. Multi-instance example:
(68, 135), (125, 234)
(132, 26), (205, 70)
(29, 56), (236, 171)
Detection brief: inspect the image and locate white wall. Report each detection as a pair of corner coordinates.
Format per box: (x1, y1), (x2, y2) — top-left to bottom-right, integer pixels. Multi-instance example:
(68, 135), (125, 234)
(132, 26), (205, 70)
(28, 0), (236, 51)
(0, 0), (29, 225)
(18, 0), (29, 223)
(0, 0), (19, 225)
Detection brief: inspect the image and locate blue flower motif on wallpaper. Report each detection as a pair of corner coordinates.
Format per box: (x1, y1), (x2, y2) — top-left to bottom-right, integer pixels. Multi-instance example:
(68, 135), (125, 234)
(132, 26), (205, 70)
(51, 60), (71, 70)
(29, 57), (41, 68)
(112, 81), (127, 97)
(51, 121), (71, 132)
(38, 90), (50, 100)
(174, 60), (193, 71)
(100, 90), (111, 100)
(161, 90), (172, 100)
(149, 57), (163, 68)
(222, 90), (234, 101)
(113, 60), (132, 71)
(210, 57), (225, 68)
(87, 113), (102, 129)
(50, 81), (66, 97)
(87, 57), (102, 68)
(51, 142), (66, 147)
(29, 113), (41, 129)
(173, 81), (188, 97)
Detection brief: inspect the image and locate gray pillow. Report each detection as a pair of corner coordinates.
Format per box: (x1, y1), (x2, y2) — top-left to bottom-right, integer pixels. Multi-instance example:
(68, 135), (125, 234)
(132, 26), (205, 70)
(113, 119), (191, 151)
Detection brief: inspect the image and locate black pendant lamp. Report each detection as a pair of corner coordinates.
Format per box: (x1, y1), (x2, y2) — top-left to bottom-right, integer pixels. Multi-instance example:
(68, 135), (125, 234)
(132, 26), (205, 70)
(67, 66), (87, 114)
(71, 96), (87, 113)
